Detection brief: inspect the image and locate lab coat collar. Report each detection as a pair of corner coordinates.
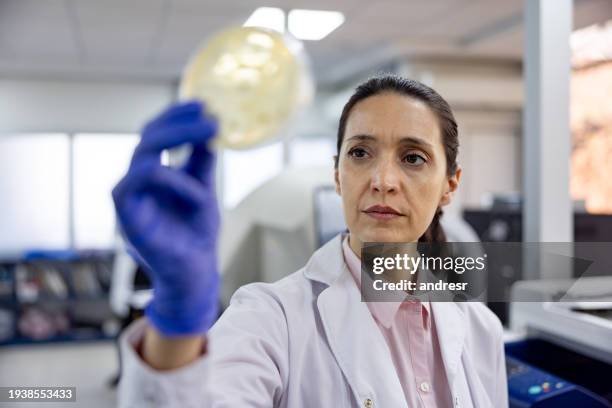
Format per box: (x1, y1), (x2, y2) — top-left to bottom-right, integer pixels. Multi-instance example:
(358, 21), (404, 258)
(302, 233), (347, 286)
(303, 233), (468, 404)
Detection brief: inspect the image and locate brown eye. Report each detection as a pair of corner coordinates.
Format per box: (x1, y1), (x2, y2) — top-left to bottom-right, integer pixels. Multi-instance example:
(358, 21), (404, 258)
(403, 153), (426, 165)
(348, 147), (370, 159)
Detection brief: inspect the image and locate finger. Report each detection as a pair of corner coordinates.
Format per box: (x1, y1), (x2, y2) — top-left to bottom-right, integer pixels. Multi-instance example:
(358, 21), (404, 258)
(112, 164), (155, 239)
(132, 101), (210, 170)
(112, 160), (157, 204)
(148, 166), (211, 209)
(143, 101), (204, 133)
(114, 162), (211, 216)
(184, 142), (216, 187)
(130, 120), (217, 170)
(121, 230), (154, 272)
(112, 164), (212, 247)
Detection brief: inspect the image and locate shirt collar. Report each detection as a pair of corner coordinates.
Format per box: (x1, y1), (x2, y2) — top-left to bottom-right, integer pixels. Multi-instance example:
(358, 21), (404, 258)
(341, 234), (430, 329)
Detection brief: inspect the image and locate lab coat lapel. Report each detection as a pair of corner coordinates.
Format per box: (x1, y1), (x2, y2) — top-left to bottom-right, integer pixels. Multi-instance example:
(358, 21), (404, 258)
(432, 301), (496, 408)
(461, 349), (494, 407)
(431, 302), (494, 407)
(431, 302), (466, 391)
(304, 235), (406, 406)
(317, 267), (407, 407)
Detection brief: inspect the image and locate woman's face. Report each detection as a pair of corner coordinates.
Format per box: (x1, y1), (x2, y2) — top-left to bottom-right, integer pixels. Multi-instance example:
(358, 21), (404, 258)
(335, 92), (461, 252)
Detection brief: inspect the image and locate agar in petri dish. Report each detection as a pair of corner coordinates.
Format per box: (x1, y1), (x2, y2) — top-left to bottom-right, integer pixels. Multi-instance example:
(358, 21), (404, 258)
(179, 26), (314, 150)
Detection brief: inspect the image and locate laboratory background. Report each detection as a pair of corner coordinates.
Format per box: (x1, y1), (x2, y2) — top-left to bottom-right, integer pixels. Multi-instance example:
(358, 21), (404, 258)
(1, 0), (612, 407)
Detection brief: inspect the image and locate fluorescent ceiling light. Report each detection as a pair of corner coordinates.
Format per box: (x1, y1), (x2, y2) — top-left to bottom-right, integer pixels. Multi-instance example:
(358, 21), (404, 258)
(288, 9), (344, 41)
(243, 7), (285, 33)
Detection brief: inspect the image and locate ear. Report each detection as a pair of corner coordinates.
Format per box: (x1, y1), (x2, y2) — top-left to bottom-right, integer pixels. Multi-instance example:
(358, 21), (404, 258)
(334, 159), (341, 195)
(440, 164), (462, 206)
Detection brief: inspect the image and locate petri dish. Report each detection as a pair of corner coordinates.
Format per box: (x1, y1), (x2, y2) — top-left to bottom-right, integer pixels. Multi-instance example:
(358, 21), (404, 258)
(179, 26), (314, 150)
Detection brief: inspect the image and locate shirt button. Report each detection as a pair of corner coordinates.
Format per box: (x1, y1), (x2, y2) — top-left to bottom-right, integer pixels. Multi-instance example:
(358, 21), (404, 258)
(420, 381), (431, 393)
(364, 398), (373, 408)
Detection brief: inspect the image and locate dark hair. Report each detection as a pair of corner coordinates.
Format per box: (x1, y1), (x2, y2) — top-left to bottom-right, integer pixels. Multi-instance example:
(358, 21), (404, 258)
(335, 74), (459, 243)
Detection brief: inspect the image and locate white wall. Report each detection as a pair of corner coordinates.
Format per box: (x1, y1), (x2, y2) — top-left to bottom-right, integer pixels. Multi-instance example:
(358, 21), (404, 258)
(455, 110), (522, 209)
(399, 59), (523, 110)
(0, 77), (175, 134)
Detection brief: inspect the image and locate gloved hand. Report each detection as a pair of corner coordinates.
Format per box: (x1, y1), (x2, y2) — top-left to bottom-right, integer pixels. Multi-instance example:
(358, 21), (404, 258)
(112, 101), (220, 336)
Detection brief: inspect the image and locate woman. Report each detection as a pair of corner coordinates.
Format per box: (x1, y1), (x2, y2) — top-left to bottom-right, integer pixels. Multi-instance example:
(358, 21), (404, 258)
(113, 75), (507, 407)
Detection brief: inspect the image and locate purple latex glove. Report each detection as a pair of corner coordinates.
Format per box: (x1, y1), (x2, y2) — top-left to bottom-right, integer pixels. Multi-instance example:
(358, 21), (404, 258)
(112, 101), (220, 336)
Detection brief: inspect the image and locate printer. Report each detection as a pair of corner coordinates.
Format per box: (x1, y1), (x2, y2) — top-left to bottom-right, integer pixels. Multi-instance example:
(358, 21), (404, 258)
(507, 276), (612, 407)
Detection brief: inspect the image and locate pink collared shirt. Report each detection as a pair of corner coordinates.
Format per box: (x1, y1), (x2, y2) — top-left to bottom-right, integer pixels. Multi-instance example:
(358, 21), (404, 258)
(342, 236), (453, 408)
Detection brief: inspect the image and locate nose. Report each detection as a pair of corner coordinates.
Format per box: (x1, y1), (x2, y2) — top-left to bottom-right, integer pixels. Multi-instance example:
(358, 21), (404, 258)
(371, 158), (400, 194)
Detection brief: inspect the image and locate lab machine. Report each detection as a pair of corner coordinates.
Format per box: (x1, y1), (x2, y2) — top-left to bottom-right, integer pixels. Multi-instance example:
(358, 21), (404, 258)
(508, 277), (612, 407)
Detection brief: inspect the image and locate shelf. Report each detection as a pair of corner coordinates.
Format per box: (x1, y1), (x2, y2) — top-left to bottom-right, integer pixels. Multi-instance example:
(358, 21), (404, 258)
(17, 296), (110, 305)
(0, 251), (120, 347)
(0, 331), (115, 347)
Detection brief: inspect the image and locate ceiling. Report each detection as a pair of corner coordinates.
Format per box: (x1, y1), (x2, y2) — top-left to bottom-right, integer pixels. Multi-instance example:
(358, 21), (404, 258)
(0, 0), (611, 85)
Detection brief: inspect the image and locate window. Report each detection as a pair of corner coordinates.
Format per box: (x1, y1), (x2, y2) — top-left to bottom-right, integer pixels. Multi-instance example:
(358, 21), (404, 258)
(289, 137), (335, 168)
(73, 134), (139, 249)
(1, 132), (297, 250)
(0, 134), (70, 252)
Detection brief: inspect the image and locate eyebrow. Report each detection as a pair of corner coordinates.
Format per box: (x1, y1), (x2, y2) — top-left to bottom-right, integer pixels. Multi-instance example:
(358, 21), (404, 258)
(346, 134), (434, 150)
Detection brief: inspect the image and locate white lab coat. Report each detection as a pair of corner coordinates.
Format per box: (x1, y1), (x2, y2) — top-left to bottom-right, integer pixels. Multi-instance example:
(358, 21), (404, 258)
(119, 233), (508, 407)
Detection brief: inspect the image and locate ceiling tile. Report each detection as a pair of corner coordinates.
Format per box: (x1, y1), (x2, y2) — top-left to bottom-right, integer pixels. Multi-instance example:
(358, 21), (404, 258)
(73, 0), (165, 63)
(154, 13), (236, 64)
(0, 0), (78, 60)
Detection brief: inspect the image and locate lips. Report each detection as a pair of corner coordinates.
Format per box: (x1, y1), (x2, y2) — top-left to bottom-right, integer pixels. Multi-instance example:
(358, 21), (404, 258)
(363, 204), (403, 220)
